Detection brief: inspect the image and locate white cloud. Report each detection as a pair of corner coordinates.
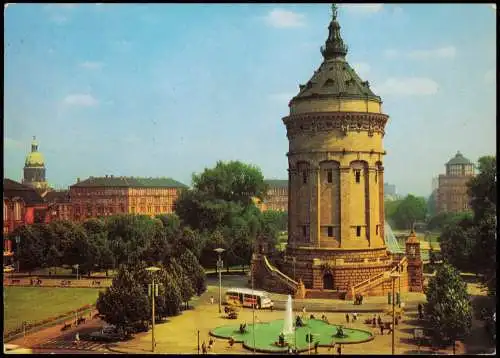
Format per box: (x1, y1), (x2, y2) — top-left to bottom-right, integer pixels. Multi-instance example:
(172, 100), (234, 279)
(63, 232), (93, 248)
(4, 138), (23, 150)
(352, 62), (371, 78)
(384, 49), (399, 59)
(264, 9), (305, 28)
(50, 14), (68, 24)
(112, 40), (133, 52)
(123, 135), (142, 144)
(385, 46), (457, 60)
(484, 69), (496, 84)
(79, 61), (104, 70)
(373, 77), (439, 96)
(392, 6), (404, 15)
(340, 4), (384, 13)
(63, 94), (99, 107)
(268, 92), (295, 103)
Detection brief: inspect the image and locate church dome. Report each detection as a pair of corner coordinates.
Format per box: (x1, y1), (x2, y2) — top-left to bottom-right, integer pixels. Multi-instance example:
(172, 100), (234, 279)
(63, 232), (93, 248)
(25, 136), (45, 167)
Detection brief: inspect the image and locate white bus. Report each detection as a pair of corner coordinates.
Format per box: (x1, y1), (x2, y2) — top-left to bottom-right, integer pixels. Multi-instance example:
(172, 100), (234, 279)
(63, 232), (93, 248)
(225, 288), (274, 309)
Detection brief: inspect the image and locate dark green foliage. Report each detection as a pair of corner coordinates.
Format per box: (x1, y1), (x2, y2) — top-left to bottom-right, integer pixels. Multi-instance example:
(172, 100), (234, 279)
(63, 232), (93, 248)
(11, 225), (44, 274)
(96, 264), (150, 333)
(427, 211), (473, 231)
(425, 264), (472, 349)
(179, 249), (207, 295)
(439, 217), (476, 272)
(467, 156), (496, 223)
(191, 160), (268, 205)
(392, 194), (427, 230)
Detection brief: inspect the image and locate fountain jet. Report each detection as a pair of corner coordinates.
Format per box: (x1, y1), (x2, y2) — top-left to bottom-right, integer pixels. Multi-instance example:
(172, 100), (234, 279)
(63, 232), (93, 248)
(283, 294), (294, 336)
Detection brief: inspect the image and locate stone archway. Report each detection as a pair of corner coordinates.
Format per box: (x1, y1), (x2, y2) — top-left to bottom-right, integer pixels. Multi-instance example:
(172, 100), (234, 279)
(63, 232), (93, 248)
(323, 272), (334, 290)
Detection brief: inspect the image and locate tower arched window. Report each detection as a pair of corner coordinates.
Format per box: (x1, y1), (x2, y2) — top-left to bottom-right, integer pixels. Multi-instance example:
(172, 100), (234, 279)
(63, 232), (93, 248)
(3, 201), (8, 221)
(14, 202), (22, 221)
(355, 170), (361, 183)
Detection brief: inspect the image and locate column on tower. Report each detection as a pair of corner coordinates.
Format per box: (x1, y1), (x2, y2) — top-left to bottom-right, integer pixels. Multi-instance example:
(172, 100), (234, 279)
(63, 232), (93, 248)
(287, 167), (294, 248)
(367, 166), (379, 247)
(378, 164), (385, 242)
(339, 166), (351, 246)
(309, 165), (321, 247)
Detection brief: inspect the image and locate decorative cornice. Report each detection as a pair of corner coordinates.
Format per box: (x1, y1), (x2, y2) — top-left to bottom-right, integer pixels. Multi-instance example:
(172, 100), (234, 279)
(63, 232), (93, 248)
(283, 112), (388, 139)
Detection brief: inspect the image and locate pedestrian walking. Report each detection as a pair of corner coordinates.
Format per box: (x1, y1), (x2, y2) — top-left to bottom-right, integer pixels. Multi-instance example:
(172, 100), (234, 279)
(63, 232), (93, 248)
(377, 315), (382, 327)
(418, 303), (423, 319)
(210, 296), (214, 305)
(337, 344), (342, 355)
(380, 324), (384, 335)
(202, 341), (207, 354)
(314, 341), (319, 354)
(345, 313), (350, 323)
(352, 312), (357, 322)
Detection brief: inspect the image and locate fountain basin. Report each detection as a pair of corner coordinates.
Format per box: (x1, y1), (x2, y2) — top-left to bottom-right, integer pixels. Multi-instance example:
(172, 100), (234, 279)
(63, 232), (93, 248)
(210, 319), (374, 353)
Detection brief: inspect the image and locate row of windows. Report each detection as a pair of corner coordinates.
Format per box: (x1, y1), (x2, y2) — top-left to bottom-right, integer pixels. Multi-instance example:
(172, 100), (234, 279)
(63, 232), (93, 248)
(301, 169), (378, 184)
(131, 205), (175, 213)
(300, 224), (381, 238)
(4, 202), (23, 221)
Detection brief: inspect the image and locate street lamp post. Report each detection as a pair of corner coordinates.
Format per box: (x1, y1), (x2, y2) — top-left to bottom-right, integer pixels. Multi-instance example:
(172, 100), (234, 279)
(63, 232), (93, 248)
(251, 267), (256, 354)
(214, 248), (225, 314)
(74, 264), (79, 280)
(146, 266), (161, 353)
(390, 272), (401, 355)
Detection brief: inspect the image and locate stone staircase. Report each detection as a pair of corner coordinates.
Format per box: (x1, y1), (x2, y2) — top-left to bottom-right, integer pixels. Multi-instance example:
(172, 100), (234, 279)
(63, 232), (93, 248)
(261, 255), (305, 297)
(349, 256), (408, 298)
(304, 289), (343, 300)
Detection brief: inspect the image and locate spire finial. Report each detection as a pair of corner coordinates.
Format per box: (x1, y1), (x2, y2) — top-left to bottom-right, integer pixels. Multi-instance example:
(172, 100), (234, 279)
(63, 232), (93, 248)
(321, 3), (348, 59)
(331, 4), (338, 19)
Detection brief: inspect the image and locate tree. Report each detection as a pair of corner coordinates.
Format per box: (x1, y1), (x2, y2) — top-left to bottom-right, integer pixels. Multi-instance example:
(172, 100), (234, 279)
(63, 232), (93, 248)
(96, 264), (150, 334)
(427, 190), (438, 218)
(179, 249), (207, 296)
(384, 199), (403, 228)
(191, 160), (268, 205)
(11, 225), (44, 275)
(467, 156), (496, 223)
(467, 155), (497, 294)
(392, 194), (427, 230)
(424, 264), (472, 353)
(439, 217), (476, 272)
(166, 259), (194, 309)
(427, 212), (473, 231)
(469, 209), (496, 295)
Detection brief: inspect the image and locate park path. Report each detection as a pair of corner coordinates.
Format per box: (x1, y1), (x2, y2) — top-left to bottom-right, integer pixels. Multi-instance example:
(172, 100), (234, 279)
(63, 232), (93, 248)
(7, 310), (103, 350)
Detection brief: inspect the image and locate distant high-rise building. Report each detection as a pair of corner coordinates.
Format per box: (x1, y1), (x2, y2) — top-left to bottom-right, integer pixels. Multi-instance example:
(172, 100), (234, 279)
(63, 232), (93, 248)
(384, 183), (397, 197)
(436, 151), (475, 214)
(431, 177), (439, 192)
(22, 136), (49, 193)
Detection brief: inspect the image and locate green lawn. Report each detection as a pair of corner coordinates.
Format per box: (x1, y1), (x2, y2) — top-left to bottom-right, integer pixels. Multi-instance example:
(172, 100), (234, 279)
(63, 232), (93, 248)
(3, 287), (102, 333)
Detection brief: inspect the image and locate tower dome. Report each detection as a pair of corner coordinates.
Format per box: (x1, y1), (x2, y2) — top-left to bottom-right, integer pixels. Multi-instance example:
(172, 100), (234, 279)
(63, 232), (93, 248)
(289, 4), (383, 116)
(23, 136), (48, 191)
(25, 136), (45, 167)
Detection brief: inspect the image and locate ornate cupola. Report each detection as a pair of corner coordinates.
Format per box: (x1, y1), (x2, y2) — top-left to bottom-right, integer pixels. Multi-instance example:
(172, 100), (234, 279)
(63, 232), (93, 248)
(23, 136), (49, 192)
(320, 4), (348, 59)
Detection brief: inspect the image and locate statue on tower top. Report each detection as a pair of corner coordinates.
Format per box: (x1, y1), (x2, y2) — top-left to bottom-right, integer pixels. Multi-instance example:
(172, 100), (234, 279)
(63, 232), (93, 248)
(331, 4), (338, 19)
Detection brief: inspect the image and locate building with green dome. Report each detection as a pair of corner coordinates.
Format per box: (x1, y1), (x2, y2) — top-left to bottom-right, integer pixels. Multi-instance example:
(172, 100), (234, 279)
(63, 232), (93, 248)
(22, 136), (49, 192)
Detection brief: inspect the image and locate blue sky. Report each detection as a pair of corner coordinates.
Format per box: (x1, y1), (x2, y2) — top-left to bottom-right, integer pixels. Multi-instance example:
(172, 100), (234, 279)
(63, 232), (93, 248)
(4, 3), (496, 196)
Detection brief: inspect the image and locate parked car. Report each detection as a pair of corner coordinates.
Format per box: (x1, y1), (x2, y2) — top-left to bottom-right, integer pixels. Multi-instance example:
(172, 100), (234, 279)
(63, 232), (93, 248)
(3, 265), (15, 273)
